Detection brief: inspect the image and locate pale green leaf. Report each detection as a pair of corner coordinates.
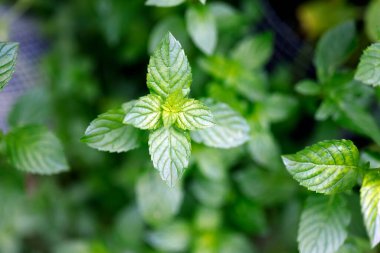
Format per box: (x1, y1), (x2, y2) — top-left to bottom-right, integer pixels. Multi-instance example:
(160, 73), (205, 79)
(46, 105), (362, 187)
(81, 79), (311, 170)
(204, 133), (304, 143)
(5, 125), (69, 174)
(355, 43), (380, 87)
(0, 42), (18, 90)
(148, 16), (188, 54)
(365, 0), (380, 42)
(136, 172), (183, 226)
(191, 177), (229, 208)
(298, 195), (350, 253)
(248, 126), (282, 170)
(82, 108), (140, 153)
(360, 170), (380, 247)
(314, 21), (356, 82)
(176, 99), (214, 130)
(282, 139), (359, 194)
(149, 127), (191, 187)
(147, 32), (192, 97)
(220, 233), (255, 253)
(231, 32), (273, 70)
(186, 5), (217, 55)
(191, 100), (250, 148)
(295, 79), (321, 96)
(145, 0), (185, 7)
(199, 0), (206, 4)
(124, 94), (163, 130)
(147, 221), (190, 252)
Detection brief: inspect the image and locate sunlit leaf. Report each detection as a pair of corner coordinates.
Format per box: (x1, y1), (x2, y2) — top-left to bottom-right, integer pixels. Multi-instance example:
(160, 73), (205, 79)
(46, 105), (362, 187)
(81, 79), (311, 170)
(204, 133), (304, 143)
(298, 195), (350, 253)
(282, 139), (359, 194)
(355, 43), (380, 87)
(147, 32), (192, 97)
(149, 127), (191, 187)
(191, 100), (250, 148)
(360, 170), (380, 247)
(365, 0), (380, 42)
(124, 94), (163, 130)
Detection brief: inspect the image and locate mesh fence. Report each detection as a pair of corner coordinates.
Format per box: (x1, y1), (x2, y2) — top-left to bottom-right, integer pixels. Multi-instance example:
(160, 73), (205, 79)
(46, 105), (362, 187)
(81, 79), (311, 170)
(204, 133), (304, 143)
(0, 7), (45, 130)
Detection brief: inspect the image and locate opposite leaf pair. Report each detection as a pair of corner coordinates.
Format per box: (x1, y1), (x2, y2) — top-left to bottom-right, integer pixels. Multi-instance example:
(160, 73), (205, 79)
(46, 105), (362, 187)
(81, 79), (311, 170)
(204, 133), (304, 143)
(82, 33), (250, 187)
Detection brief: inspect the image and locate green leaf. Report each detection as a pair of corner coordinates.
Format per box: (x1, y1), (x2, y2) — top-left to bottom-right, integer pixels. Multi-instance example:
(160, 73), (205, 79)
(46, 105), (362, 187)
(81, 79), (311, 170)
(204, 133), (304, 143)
(149, 127), (191, 187)
(136, 172), (183, 226)
(191, 177), (229, 208)
(161, 90), (214, 130)
(335, 100), (380, 146)
(231, 32), (273, 70)
(314, 21), (356, 82)
(124, 94), (163, 130)
(147, 221), (190, 252)
(176, 99), (214, 130)
(199, 0), (206, 4)
(8, 87), (51, 128)
(355, 43), (380, 87)
(148, 16), (188, 54)
(220, 233), (256, 253)
(5, 125), (69, 174)
(256, 93), (298, 123)
(186, 5), (217, 55)
(298, 195), (350, 253)
(147, 32), (192, 97)
(145, 0), (185, 7)
(82, 107), (140, 153)
(0, 42), (18, 90)
(248, 125), (282, 170)
(295, 79), (321, 96)
(360, 170), (380, 247)
(191, 100), (250, 148)
(365, 0), (380, 42)
(282, 139), (359, 194)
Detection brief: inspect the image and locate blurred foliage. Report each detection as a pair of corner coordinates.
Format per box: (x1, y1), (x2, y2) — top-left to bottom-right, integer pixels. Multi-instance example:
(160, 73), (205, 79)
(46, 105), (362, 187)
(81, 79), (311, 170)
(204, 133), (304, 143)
(0, 0), (380, 252)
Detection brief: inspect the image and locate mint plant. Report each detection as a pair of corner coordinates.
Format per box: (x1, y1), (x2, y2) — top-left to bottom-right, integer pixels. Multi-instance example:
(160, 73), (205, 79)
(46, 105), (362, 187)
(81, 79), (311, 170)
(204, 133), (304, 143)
(82, 32), (249, 187)
(0, 41), (68, 175)
(283, 21), (380, 253)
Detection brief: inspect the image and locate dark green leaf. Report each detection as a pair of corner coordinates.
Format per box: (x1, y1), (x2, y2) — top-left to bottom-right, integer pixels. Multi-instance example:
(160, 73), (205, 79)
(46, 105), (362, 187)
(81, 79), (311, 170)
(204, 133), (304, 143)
(314, 21), (356, 82)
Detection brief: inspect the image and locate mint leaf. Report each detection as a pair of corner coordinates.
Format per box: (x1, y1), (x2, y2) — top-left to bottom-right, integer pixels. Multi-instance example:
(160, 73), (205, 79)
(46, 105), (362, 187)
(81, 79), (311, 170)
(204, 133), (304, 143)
(199, 0), (206, 4)
(295, 79), (321, 96)
(136, 172), (183, 226)
(82, 107), (140, 153)
(124, 94), (163, 130)
(231, 32), (273, 70)
(191, 100), (250, 148)
(0, 42), (18, 90)
(298, 196), (350, 253)
(282, 139), (359, 194)
(355, 43), (380, 87)
(314, 21), (356, 82)
(147, 32), (191, 97)
(147, 221), (190, 252)
(145, 0), (185, 7)
(149, 127), (191, 187)
(365, 0), (380, 42)
(176, 99), (214, 130)
(336, 100), (380, 145)
(186, 5), (217, 55)
(360, 170), (380, 247)
(5, 125), (69, 174)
